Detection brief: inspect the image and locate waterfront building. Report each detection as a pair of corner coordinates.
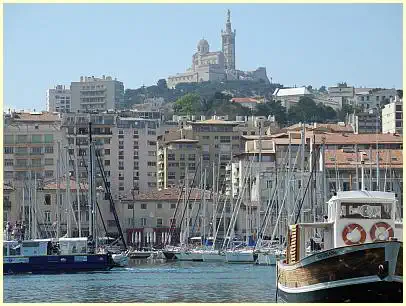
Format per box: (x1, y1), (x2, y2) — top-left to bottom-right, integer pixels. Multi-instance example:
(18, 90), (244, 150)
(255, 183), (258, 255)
(70, 75), (124, 112)
(46, 85), (71, 113)
(347, 109), (381, 134)
(382, 97), (403, 134)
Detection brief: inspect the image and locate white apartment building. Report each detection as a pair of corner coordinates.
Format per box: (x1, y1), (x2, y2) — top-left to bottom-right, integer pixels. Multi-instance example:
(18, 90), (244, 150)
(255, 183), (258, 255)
(272, 87), (312, 110)
(112, 117), (160, 199)
(70, 75), (124, 112)
(351, 88), (398, 112)
(46, 85), (71, 113)
(382, 98), (403, 134)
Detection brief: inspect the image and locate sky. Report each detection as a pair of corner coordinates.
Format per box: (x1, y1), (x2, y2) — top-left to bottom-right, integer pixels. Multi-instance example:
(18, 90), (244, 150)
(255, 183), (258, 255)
(4, 3), (403, 111)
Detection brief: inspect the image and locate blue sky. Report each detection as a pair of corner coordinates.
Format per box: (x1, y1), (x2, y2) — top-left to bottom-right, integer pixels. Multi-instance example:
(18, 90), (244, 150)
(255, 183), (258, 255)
(4, 3), (403, 111)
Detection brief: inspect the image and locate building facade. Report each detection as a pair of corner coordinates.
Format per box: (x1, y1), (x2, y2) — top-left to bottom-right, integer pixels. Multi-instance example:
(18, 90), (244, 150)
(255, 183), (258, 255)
(46, 85), (72, 113)
(382, 98), (403, 134)
(70, 75), (124, 112)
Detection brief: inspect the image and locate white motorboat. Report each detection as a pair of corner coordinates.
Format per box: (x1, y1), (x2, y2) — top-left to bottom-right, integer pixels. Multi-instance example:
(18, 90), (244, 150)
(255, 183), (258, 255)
(111, 252), (129, 267)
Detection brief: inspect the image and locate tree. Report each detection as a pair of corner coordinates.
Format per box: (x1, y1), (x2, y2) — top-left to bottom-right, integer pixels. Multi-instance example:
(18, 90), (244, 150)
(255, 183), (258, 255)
(288, 97), (319, 123)
(173, 93), (201, 115)
(157, 79), (168, 89)
(255, 101), (287, 125)
(319, 85), (327, 93)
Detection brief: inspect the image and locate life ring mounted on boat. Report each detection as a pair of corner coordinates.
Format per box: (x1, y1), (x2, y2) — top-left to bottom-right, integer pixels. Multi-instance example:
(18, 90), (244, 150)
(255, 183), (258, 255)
(370, 222), (394, 241)
(342, 223), (367, 245)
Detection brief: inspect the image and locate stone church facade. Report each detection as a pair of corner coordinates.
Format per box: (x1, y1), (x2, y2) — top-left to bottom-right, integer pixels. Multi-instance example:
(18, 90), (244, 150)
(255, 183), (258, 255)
(167, 10), (270, 89)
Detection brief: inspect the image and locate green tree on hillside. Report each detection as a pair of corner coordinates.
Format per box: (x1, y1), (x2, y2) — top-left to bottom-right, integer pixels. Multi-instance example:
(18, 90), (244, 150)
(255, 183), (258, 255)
(173, 93), (201, 115)
(255, 101), (287, 125)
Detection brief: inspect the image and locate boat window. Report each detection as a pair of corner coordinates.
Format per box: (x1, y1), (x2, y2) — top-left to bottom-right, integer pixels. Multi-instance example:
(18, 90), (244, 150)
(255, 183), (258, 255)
(9, 245), (21, 256)
(340, 202), (392, 219)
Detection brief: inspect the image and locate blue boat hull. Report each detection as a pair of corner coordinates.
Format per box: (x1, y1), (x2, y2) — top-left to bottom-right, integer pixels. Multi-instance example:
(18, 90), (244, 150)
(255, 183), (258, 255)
(4, 254), (114, 274)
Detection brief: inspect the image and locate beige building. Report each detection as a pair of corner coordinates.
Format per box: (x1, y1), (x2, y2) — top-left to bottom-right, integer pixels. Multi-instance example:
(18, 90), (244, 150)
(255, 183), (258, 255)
(70, 75), (124, 112)
(382, 98), (402, 134)
(157, 138), (200, 190)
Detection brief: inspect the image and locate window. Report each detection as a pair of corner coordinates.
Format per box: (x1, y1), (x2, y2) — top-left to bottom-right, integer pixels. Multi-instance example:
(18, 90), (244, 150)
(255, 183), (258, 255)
(148, 151), (156, 156)
(105, 149), (110, 155)
(104, 160), (110, 166)
(148, 130), (156, 135)
(157, 203), (162, 209)
(4, 147), (13, 154)
(141, 203), (147, 210)
(147, 161), (156, 167)
(148, 141), (156, 146)
(45, 194), (51, 205)
(32, 159), (42, 167)
(179, 154), (185, 160)
(4, 135), (14, 144)
(104, 138), (111, 144)
(157, 218), (163, 226)
(45, 170), (54, 178)
(30, 135), (41, 143)
(45, 146), (54, 154)
(44, 134), (53, 143)
(119, 161), (124, 170)
(31, 147), (42, 154)
(17, 135), (28, 143)
(128, 203), (134, 210)
(44, 211), (51, 223)
(140, 218), (147, 226)
(170, 203), (176, 209)
(4, 159), (13, 166)
(188, 154), (195, 161)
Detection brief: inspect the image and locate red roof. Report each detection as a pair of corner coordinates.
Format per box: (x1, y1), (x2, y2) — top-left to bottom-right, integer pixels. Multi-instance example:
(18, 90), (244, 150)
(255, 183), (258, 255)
(231, 98), (259, 103)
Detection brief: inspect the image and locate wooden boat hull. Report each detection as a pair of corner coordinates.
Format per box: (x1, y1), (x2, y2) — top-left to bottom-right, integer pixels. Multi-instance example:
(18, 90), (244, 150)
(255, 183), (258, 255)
(4, 254), (114, 274)
(277, 241), (402, 303)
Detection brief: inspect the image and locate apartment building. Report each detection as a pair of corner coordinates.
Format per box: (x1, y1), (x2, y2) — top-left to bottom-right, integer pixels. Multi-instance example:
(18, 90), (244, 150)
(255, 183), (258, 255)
(382, 98), (403, 134)
(3, 185), (16, 227)
(70, 75), (124, 112)
(347, 109), (381, 134)
(46, 85), (72, 113)
(157, 138), (200, 189)
(351, 88), (398, 112)
(112, 117), (160, 198)
(3, 111), (63, 230)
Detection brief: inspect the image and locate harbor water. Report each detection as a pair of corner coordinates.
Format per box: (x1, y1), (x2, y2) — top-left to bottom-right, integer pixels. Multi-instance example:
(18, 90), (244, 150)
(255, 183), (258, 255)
(4, 260), (277, 303)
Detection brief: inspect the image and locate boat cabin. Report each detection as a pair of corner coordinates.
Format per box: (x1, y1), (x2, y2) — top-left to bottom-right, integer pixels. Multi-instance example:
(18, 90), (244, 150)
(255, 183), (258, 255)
(4, 239), (52, 257)
(58, 237), (88, 255)
(285, 191), (398, 264)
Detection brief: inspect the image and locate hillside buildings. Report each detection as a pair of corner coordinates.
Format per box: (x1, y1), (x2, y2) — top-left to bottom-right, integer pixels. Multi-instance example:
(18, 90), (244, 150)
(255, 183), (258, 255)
(382, 97), (403, 134)
(167, 10), (270, 89)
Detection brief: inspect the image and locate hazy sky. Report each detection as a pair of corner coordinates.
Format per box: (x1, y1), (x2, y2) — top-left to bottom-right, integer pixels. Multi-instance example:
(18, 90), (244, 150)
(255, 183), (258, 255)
(4, 3), (403, 111)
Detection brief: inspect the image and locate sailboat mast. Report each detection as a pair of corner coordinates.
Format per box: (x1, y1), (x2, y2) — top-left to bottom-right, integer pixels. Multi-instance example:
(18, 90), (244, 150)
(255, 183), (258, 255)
(300, 122), (305, 223)
(56, 141), (61, 238)
(88, 122), (93, 238)
(33, 172), (37, 239)
(212, 162), (216, 237)
(65, 148), (71, 238)
(203, 168), (207, 241)
(74, 144), (81, 237)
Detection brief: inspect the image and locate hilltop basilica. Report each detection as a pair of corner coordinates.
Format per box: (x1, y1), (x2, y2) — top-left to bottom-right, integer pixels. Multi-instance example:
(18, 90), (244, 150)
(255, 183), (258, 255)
(167, 10), (270, 89)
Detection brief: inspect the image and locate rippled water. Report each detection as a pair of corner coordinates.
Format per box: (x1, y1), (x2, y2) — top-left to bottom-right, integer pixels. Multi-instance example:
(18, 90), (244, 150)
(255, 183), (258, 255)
(3, 260), (277, 303)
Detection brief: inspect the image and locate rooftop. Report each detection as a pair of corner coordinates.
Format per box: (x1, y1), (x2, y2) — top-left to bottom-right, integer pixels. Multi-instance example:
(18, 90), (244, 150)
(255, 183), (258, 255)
(273, 87), (311, 97)
(10, 112), (61, 122)
(231, 98), (260, 104)
(190, 119), (239, 126)
(42, 178), (89, 191)
(125, 187), (213, 201)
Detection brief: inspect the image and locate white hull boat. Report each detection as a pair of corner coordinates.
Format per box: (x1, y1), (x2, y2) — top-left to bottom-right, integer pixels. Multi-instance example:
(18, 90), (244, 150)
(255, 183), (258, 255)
(175, 249), (203, 261)
(112, 253), (129, 267)
(201, 250), (225, 262)
(225, 249), (256, 263)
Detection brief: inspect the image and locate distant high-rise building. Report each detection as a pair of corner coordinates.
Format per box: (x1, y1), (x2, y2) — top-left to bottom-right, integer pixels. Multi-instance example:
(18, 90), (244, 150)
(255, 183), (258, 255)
(46, 85), (71, 113)
(70, 75), (124, 112)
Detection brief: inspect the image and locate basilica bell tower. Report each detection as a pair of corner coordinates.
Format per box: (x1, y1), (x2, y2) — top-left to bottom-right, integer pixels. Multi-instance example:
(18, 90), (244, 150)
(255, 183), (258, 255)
(221, 9), (236, 70)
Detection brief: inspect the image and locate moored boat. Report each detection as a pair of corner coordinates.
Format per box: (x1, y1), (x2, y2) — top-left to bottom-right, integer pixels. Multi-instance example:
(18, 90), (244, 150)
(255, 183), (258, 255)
(4, 238), (115, 274)
(277, 191), (403, 303)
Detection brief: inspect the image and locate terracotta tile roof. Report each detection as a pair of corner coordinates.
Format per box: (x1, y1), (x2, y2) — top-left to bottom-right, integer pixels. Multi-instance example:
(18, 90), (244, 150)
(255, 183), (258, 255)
(42, 178), (89, 191)
(231, 98), (259, 104)
(325, 149), (403, 169)
(315, 133), (403, 145)
(125, 187), (213, 201)
(286, 123), (353, 133)
(12, 112), (61, 122)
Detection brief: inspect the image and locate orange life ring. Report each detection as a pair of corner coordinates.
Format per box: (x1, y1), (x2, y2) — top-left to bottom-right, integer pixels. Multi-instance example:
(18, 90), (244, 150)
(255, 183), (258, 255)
(370, 222), (394, 241)
(342, 223), (367, 245)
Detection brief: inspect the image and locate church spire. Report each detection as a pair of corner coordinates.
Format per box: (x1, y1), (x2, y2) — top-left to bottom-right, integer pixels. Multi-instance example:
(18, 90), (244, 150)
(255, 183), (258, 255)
(226, 9), (232, 33)
(221, 9), (236, 70)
